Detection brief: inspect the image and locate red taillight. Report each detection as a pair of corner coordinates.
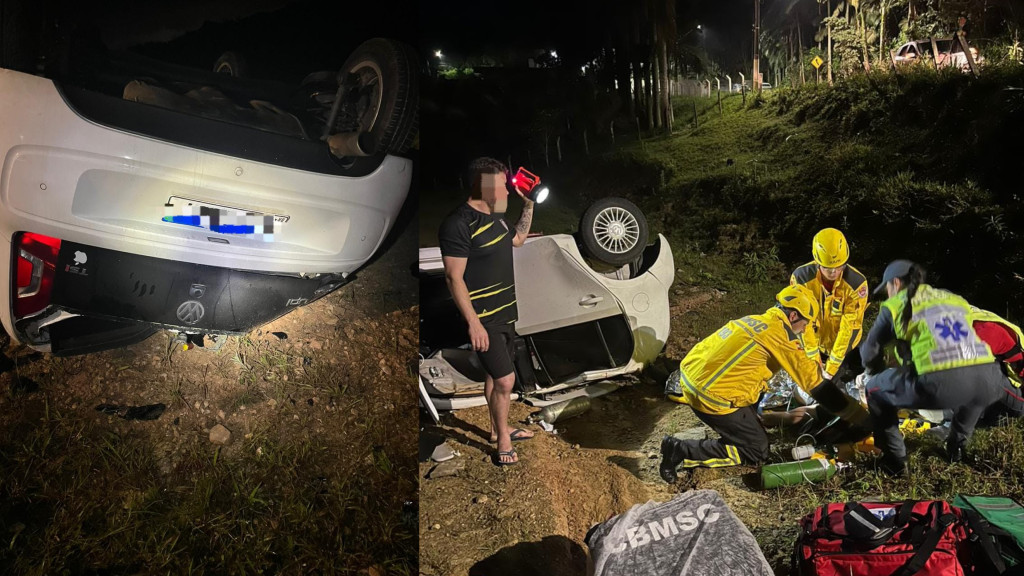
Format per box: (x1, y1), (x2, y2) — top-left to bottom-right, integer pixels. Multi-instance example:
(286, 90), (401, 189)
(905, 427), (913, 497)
(13, 232), (61, 319)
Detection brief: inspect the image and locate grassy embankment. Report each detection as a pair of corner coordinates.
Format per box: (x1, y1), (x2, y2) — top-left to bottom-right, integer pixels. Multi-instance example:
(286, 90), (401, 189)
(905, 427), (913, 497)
(574, 64), (1024, 571)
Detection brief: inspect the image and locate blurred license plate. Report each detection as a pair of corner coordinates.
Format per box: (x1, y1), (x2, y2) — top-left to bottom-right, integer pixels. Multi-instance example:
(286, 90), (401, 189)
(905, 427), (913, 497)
(162, 196), (289, 238)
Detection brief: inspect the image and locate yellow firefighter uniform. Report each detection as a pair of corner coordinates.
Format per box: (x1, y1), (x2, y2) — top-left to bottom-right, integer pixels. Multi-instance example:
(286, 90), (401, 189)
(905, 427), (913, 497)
(790, 262), (869, 376)
(668, 307), (822, 415)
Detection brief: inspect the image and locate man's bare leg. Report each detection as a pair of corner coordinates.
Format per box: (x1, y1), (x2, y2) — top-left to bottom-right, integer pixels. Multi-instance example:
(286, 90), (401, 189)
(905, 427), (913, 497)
(489, 372), (517, 463)
(484, 374), (498, 441)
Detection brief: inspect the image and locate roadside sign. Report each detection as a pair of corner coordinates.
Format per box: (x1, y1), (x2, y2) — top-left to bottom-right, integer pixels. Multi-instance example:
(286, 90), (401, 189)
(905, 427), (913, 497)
(811, 56), (824, 69)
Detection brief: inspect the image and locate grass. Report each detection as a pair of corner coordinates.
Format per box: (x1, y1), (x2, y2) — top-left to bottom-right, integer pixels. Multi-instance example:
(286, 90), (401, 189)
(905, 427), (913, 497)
(584, 66), (1024, 571)
(0, 396), (415, 575)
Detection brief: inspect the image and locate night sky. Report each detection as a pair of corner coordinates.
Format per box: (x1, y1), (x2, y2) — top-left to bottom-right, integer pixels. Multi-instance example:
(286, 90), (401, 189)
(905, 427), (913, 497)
(14, 0), (419, 82)
(419, 0), (756, 74)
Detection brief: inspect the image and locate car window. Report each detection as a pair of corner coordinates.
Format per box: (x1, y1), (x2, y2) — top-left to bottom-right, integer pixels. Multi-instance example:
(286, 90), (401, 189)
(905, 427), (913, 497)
(936, 40), (953, 53)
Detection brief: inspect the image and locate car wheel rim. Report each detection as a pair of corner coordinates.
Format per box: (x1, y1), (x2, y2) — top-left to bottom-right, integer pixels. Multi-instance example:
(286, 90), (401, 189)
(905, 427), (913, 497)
(593, 207), (640, 254)
(337, 60), (384, 134)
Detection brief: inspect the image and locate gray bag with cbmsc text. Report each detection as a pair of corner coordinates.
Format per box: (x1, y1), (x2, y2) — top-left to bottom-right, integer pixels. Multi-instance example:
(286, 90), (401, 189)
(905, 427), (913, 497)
(584, 489), (773, 576)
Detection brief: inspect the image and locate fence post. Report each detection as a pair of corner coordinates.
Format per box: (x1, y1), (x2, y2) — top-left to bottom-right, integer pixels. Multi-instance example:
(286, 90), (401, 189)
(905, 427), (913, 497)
(693, 101), (698, 129)
(718, 88), (723, 116)
(726, 74), (732, 93)
(610, 121), (615, 144)
(556, 136), (562, 163)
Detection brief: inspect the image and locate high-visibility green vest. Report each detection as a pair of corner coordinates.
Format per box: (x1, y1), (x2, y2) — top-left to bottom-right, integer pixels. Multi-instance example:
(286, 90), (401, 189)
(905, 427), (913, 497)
(881, 284), (994, 375)
(968, 306), (1024, 347)
(968, 306), (1024, 388)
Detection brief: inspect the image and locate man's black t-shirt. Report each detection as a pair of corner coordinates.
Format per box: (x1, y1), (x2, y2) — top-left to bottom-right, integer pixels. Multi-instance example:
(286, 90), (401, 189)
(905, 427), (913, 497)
(438, 203), (518, 327)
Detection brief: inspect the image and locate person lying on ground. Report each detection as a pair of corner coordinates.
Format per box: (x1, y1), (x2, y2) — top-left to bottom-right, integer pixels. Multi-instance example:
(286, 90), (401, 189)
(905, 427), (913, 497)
(860, 260), (1006, 476)
(790, 228), (869, 383)
(659, 285), (870, 483)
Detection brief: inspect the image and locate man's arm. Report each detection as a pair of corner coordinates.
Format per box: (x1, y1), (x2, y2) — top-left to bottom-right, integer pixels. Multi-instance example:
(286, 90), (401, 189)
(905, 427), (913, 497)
(512, 199), (535, 247)
(860, 305), (896, 375)
(442, 256), (489, 352)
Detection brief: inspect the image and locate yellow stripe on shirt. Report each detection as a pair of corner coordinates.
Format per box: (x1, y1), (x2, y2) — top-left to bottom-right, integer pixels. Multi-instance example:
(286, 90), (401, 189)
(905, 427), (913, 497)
(471, 221), (494, 238)
(480, 232), (508, 247)
(468, 282), (501, 296)
(470, 284), (514, 301)
(477, 300), (517, 319)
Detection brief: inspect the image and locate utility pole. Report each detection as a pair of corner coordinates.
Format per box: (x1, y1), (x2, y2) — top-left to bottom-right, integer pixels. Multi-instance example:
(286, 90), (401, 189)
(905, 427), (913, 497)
(753, 0), (761, 93)
(826, 0), (833, 84)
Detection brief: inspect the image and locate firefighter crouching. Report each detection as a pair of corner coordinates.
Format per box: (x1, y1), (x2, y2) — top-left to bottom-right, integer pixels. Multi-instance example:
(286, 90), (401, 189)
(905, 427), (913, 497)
(660, 285), (871, 483)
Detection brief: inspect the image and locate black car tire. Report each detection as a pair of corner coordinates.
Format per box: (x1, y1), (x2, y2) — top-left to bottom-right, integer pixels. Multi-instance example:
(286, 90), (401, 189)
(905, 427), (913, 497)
(578, 197), (649, 267)
(213, 51), (247, 78)
(333, 38), (419, 155)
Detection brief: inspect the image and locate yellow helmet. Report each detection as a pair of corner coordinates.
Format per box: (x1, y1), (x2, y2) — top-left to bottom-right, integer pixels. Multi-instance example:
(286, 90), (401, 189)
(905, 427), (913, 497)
(812, 228), (849, 268)
(776, 284), (819, 322)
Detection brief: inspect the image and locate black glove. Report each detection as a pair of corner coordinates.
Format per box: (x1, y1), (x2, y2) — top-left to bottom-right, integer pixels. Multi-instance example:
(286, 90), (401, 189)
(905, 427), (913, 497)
(810, 379), (870, 430)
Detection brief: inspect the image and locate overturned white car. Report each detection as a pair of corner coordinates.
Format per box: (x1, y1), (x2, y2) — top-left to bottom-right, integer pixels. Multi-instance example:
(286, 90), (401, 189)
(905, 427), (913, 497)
(0, 39), (417, 355)
(419, 198), (674, 416)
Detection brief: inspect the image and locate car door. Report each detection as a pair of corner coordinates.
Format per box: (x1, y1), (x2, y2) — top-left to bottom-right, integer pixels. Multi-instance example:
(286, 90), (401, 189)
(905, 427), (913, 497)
(513, 235), (634, 384)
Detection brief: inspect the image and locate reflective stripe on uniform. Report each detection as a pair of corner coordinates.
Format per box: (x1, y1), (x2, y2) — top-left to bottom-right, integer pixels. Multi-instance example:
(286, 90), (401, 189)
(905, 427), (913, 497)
(681, 372), (731, 409)
(681, 444), (741, 468)
(701, 339), (757, 391)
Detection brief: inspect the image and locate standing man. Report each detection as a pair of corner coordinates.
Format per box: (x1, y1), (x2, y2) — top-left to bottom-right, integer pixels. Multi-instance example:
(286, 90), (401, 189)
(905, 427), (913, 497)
(790, 228), (869, 382)
(659, 285), (870, 482)
(439, 157), (536, 466)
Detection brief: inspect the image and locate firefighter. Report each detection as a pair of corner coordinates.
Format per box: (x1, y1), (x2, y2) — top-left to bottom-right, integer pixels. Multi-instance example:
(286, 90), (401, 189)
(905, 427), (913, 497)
(790, 228), (869, 382)
(659, 285), (870, 482)
(861, 260), (1007, 475)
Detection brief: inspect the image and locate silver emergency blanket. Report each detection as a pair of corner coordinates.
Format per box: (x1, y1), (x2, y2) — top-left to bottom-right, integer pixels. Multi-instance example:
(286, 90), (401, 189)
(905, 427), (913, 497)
(584, 489), (773, 576)
(665, 369), (683, 397)
(758, 370), (813, 410)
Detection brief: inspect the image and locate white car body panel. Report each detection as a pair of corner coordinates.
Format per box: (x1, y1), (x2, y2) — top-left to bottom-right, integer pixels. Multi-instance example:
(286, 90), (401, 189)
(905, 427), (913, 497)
(418, 232), (674, 396)
(513, 234), (672, 365)
(0, 67), (411, 343)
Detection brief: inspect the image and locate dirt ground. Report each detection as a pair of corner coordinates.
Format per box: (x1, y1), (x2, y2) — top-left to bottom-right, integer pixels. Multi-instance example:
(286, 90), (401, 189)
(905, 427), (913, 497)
(0, 217), (419, 574)
(418, 285), (771, 576)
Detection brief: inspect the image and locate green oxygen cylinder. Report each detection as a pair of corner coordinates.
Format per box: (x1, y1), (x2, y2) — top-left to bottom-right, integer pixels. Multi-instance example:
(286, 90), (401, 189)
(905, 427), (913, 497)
(530, 397), (592, 424)
(761, 458), (837, 489)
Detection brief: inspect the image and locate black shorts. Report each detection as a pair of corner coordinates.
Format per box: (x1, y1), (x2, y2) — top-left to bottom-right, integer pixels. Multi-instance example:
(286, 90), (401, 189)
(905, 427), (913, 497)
(478, 324), (516, 380)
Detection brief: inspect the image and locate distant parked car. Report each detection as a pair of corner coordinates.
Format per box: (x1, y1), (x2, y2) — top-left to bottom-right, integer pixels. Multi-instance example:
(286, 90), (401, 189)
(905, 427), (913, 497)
(893, 38), (983, 71)
(761, 82), (772, 91)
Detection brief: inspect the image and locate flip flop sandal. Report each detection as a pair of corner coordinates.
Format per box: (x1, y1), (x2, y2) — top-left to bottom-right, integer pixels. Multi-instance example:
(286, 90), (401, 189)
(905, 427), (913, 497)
(493, 449), (518, 467)
(509, 428), (534, 442)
